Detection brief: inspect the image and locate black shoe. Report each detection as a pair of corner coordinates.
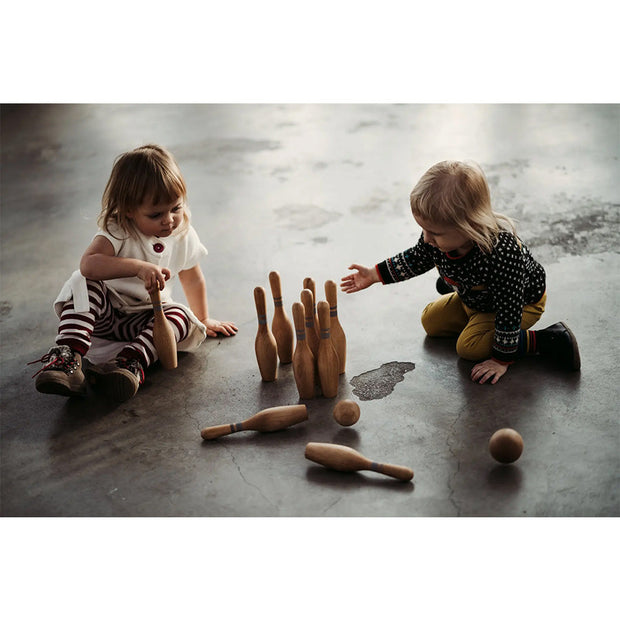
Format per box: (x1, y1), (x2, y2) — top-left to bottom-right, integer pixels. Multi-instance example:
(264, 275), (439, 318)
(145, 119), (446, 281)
(536, 322), (581, 371)
(436, 277), (454, 295)
(87, 357), (145, 402)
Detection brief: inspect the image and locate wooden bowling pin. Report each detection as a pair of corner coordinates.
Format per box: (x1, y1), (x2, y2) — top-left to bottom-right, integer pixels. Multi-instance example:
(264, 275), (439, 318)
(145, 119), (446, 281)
(268, 271), (294, 364)
(201, 404), (308, 440)
(304, 442), (414, 481)
(291, 302), (316, 399)
(149, 285), (177, 370)
(324, 279), (346, 374)
(316, 300), (339, 398)
(254, 286), (278, 381)
(303, 277), (320, 339)
(300, 289), (320, 359)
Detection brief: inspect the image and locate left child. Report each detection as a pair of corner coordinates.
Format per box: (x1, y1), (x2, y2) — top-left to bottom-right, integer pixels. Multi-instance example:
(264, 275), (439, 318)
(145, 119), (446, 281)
(31, 144), (237, 401)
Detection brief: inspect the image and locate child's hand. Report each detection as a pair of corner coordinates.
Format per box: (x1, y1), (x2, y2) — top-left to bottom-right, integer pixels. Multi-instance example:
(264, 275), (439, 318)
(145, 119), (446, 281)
(137, 263), (171, 293)
(340, 263), (380, 293)
(204, 318), (238, 338)
(471, 359), (509, 384)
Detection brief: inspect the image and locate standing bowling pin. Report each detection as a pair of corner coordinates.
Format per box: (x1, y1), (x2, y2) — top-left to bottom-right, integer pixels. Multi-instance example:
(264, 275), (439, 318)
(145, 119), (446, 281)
(292, 302), (316, 399)
(149, 285), (177, 370)
(201, 404), (308, 440)
(300, 289), (320, 359)
(316, 300), (339, 398)
(305, 442), (414, 481)
(303, 277), (320, 340)
(254, 286), (278, 381)
(269, 271), (294, 364)
(324, 279), (346, 374)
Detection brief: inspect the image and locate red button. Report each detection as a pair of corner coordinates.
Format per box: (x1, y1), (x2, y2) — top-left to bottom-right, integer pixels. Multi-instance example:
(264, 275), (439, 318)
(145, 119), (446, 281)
(153, 243), (164, 253)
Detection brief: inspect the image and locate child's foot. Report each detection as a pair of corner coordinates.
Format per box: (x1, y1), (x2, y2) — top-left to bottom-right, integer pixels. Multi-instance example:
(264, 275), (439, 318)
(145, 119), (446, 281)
(87, 357), (145, 402)
(30, 345), (86, 397)
(536, 322), (581, 370)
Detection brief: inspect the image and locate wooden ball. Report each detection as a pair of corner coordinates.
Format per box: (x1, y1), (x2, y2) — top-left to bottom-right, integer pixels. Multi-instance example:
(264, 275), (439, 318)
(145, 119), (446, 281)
(333, 400), (360, 427)
(489, 428), (524, 464)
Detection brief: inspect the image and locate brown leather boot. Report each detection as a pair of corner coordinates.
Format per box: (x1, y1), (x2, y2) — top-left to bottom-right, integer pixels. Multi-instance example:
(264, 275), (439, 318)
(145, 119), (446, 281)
(87, 357), (145, 402)
(31, 345), (87, 397)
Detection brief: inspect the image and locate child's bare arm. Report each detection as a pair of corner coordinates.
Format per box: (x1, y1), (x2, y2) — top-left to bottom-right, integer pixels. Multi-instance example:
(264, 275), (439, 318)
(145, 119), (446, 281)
(340, 263), (381, 293)
(80, 236), (170, 292)
(178, 265), (237, 337)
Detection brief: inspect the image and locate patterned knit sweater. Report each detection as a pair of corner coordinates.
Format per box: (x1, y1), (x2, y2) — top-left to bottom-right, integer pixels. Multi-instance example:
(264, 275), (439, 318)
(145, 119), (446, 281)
(376, 232), (546, 363)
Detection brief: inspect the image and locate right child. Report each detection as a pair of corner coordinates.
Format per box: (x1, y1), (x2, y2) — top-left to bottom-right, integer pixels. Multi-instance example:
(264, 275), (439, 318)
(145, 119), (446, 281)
(341, 160), (580, 385)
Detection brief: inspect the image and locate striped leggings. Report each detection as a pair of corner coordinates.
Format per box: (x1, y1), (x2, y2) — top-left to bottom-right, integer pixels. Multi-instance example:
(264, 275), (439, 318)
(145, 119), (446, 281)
(55, 280), (191, 368)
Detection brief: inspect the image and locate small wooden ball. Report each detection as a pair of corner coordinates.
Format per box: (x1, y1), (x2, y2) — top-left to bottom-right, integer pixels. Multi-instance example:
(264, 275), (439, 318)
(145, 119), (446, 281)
(333, 400), (360, 426)
(489, 428), (524, 464)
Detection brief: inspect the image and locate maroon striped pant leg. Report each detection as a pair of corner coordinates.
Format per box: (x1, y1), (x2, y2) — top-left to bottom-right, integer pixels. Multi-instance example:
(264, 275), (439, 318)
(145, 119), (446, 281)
(55, 280), (115, 356)
(116, 304), (193, 369)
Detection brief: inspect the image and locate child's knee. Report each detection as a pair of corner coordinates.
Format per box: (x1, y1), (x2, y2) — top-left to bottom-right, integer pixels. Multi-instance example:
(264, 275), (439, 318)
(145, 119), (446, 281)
(421, 302), (443, 336)
(456, 333), (492, 361)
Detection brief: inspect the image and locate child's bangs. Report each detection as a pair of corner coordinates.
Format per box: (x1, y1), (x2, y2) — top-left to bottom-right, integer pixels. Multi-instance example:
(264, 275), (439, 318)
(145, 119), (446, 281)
(148, 175), (185, 207)
(411, 188), (461, 227)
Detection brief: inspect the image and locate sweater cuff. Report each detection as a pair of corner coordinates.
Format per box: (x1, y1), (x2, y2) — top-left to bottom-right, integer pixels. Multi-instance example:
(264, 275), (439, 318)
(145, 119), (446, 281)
(491, 356), (515, 366)
(375, 264), (385, 284)
(376, 261), (392, 284)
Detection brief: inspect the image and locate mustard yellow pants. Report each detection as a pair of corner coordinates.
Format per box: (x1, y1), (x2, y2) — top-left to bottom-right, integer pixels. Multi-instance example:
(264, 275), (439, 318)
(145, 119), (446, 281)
(420, 291), (547, 361)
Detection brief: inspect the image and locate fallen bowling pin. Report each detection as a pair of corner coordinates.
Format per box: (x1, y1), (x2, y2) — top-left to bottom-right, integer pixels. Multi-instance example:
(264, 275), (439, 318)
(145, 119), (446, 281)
(304, 442), (413, 481)
(201, 404), (308, 440)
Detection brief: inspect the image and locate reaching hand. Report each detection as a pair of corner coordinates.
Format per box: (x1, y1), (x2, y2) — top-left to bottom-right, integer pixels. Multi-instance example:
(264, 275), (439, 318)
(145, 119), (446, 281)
(340, 263), (380, 294)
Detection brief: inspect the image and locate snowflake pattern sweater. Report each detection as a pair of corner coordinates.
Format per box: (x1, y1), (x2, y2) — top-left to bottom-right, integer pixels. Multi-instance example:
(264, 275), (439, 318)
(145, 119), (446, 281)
(376, 232), (546, 363)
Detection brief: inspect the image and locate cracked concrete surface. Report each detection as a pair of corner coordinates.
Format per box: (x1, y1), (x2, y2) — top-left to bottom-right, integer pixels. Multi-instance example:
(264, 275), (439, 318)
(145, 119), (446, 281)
(1, 103), (618, 517)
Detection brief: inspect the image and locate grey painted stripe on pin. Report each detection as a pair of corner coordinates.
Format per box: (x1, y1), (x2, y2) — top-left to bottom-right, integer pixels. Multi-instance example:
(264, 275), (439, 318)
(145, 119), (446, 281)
(370, 462), (382, 472)
(232, 422), (244, 432)
(258, 314), (267, 325)
(296, 329), (306, 339)
(320, 330), (330, 339)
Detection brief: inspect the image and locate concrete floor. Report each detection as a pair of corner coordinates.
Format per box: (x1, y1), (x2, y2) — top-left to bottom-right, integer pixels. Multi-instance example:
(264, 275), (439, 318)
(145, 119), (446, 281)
(1, 103), (618, 517)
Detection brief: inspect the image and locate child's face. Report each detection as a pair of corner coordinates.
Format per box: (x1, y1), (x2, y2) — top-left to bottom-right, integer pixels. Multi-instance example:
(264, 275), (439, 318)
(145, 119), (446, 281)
(414, 215), (473, 256)
(128, 198), (185, 238)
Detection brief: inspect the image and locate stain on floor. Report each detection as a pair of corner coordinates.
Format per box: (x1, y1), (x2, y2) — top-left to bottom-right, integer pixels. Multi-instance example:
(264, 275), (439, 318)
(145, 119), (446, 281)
(350, 362), (416, 401)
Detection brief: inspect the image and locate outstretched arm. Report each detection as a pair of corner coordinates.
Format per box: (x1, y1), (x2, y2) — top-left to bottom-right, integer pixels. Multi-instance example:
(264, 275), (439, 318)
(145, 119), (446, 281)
(340, 263), (381, 294)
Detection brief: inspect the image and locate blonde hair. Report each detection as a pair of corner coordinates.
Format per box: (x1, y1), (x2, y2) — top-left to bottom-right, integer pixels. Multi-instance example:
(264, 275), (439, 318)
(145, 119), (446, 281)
(99, 144), (190, 236)
(410, 160), (516, 254)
